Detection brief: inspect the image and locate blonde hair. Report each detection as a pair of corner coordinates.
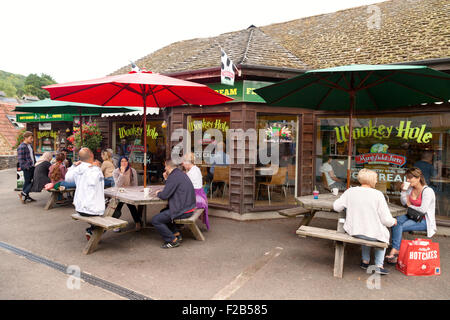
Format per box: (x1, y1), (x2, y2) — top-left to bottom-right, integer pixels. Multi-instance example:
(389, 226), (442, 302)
(183, 152), (195, 164)
(357, 168), (378, 188)
(101, 149), (112, 161)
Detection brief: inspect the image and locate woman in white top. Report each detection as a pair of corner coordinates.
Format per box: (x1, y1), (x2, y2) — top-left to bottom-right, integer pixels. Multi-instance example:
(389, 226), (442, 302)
(333, 168), (397, 275)
(385, 167), (437, 264)
(181, 153), (210, 230)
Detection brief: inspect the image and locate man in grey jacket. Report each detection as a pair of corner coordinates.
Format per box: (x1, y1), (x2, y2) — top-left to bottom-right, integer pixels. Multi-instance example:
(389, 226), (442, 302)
(153, 159), (196, 248)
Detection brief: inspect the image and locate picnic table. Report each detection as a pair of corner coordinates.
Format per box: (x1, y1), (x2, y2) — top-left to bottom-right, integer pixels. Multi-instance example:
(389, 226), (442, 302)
(72, 185), (206, 254)
(294, 192), (407, 278)
(103, 185), (167, 228)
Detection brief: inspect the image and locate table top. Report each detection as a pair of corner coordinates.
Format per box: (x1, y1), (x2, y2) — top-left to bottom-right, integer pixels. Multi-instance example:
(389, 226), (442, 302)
(296, 193), (407, 217)
(104, 185), (167, 205)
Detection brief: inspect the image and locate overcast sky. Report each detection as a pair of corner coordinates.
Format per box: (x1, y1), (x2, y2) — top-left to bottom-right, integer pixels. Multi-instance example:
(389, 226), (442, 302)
(1, 0), (385, 83)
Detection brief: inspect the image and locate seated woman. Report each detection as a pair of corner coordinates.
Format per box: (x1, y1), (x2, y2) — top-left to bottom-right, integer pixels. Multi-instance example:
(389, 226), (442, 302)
(30, 152), (53, 193)
(101, 149), (115, 188)
(112, 156), (143, 231)
(48, 153), (68, 202)
(181, 153), (210, 230)
(385, 167), (437, 264)
(333, 168), (397, 275)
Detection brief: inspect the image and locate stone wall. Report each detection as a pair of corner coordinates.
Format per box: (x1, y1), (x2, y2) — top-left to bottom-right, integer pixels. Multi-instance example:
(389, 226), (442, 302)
(0, 155), (17, 170)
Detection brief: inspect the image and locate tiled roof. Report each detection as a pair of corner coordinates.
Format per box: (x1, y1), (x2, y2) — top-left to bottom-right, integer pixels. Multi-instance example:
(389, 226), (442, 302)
(111, 0), (450, 76)
(261, 0), (450, 69)
(111, 26), (308, 75)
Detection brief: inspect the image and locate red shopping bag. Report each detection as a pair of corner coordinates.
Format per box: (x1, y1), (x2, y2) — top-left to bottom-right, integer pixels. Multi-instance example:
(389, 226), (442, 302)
(396, 238), (441, 276)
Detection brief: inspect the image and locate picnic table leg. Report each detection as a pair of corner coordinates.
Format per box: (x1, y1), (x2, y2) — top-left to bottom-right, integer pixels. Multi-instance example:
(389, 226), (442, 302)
(188, 221), (205, 241)
(44, 192), (57, 210)
(334, 210), (346, 278)
(104, 198), (118, 217)
(142, 205), (147, 228)
(297, 209), (316, 228)
(334, 241), (345, 278)
(83, 227), (106, 255)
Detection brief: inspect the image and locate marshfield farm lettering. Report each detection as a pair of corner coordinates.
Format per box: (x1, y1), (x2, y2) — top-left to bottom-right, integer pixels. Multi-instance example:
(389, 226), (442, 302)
(334, 120), (432, 144)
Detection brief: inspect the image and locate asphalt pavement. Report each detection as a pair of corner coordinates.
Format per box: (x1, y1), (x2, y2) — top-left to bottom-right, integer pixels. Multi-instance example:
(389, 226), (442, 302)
(0, 168), (448, 300)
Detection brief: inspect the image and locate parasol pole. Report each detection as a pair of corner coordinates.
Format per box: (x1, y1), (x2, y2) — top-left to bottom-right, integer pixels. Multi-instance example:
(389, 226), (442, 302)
(346, 73), (355, 189)
(79, 107), (83, 148)
(143, 96), (147, 188)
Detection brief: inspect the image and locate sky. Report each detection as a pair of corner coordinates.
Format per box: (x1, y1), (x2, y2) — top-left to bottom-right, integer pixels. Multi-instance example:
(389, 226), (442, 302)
(1, 0), (385, 83)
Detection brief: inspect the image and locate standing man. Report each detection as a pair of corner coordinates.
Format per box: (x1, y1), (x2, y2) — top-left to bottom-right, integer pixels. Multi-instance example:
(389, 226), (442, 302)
(17, 131), (36, 203)
(65, 147), (105, 240)
(152, 159), (196, 248)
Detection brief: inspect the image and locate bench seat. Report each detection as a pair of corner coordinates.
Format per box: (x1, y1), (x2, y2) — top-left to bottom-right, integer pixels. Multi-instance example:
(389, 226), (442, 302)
(174, 208), (205, 241)
(296, 226), (388, 248)
(72, 212), (128, 255)
(44, 188), (76, 210)
(278, 207), (309, 218)
(71, 213), (128, 230)
(296, 225), (388, 278)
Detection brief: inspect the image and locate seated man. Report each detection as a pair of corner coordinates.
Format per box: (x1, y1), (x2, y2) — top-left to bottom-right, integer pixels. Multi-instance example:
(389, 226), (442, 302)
(152, 159), (196, 249)
(321, 155), (346, 191)
(65, 148), (105, 240)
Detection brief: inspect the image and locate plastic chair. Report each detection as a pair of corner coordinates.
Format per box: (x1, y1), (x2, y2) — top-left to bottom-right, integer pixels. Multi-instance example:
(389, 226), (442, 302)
(256, 167), (288, 205)
(209, 166), (229, 199)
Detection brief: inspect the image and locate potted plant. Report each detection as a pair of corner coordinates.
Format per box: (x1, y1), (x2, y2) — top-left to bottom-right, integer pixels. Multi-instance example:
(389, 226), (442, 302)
(70, 121), (103, 153)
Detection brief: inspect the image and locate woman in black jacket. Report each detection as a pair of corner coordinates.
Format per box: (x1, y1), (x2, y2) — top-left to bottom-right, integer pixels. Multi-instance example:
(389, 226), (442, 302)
(30, 152), (53, 192)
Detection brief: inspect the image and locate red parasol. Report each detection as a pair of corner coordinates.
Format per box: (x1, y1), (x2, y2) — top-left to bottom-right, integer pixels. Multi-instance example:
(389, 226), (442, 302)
(43, 70), (232, 186)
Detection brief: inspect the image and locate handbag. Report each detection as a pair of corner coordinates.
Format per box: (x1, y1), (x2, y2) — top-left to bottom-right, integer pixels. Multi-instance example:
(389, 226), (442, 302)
(406, 187), (427, 222)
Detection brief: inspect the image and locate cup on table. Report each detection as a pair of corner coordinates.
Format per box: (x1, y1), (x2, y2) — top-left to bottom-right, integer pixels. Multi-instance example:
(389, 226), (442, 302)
(313, 190), (319, 199)
(332, 188), (339, 196)
(143, 187), (150, 197)
(402, 182), (410, 191)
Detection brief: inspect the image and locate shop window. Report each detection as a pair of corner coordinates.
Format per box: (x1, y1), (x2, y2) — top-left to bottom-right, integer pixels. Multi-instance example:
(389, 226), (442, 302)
(114, 120), (167, 185)
(255, 115), (298, 207)
(316, 113), (450, 217)
(187, 114), (230, 205)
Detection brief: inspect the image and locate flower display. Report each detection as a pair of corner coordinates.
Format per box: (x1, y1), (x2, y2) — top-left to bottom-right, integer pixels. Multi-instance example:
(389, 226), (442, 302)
(71, 121), (102, 152)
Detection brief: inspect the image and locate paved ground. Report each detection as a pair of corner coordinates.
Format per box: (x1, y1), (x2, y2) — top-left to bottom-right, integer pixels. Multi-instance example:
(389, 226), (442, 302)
(0, 168), (449, 300)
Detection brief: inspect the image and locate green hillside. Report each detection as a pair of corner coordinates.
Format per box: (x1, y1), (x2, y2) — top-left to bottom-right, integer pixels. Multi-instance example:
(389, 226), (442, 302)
(0, 70), (56, 99)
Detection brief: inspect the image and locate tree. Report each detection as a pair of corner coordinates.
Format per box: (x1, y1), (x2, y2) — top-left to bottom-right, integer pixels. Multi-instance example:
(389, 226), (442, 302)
(23, 73), (56, 99)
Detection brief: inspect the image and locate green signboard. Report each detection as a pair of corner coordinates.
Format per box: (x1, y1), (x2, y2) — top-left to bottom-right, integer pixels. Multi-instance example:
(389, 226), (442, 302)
(16, 113), (97, 123)
(208, 80), (273, 103)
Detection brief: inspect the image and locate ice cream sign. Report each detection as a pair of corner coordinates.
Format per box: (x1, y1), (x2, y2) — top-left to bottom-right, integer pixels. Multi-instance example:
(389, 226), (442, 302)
(355, 143), (407, 167)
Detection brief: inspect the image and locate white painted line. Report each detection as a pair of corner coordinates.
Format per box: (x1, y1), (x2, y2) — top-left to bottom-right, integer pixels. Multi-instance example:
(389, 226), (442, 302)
(211, 247), (283, 300)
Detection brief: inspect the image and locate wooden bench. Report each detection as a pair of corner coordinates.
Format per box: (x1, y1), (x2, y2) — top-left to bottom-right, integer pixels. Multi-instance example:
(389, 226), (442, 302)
(174, 208), (205, 241)
(72, 213), (128, 254)
(278, 207), (310, 218)
(44, 188), (76, 210)
(296, 225), (388, 278)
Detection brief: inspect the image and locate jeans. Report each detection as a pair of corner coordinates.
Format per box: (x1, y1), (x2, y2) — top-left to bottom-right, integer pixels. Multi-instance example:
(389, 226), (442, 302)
(151, 209), (193, 242)
(22, 167), (34, 196)
(104, 177), (115, 188)
(391, 214), (427, 250)
(354, 235), (387, 267)
(112, 202), (143, 224)
(60, 180), (76, 189)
